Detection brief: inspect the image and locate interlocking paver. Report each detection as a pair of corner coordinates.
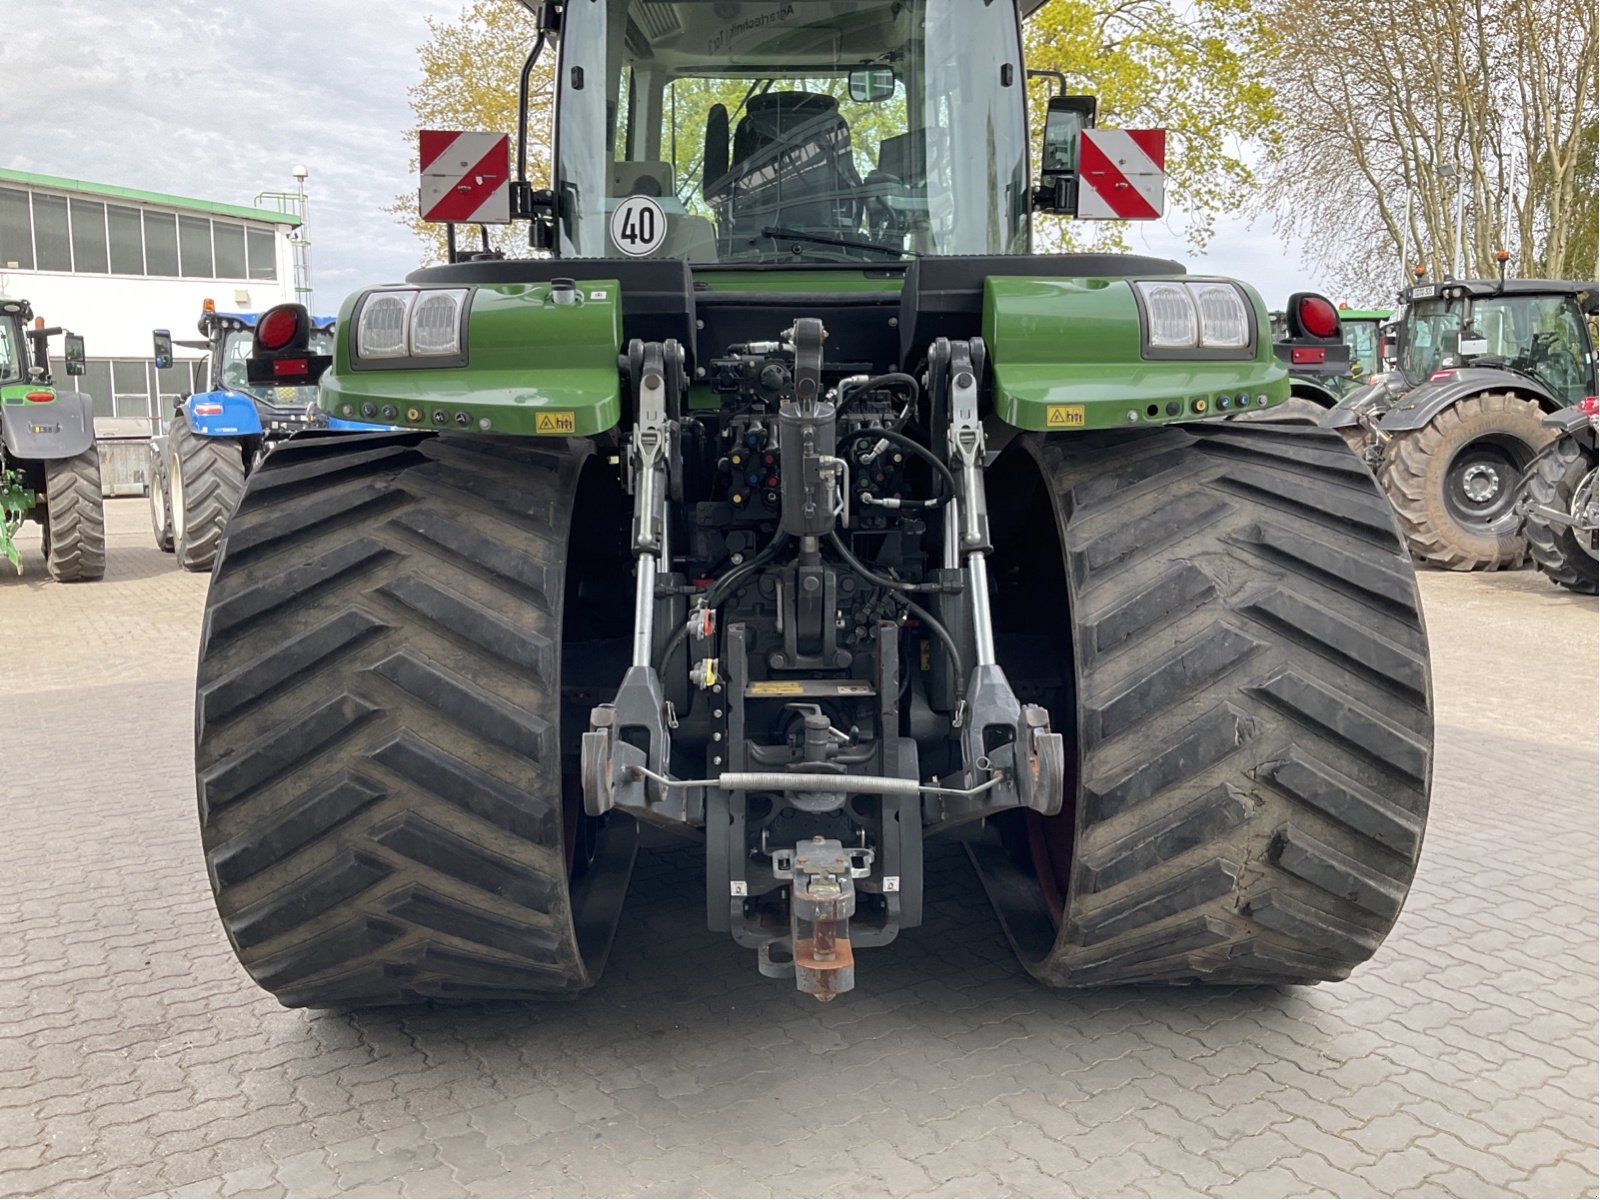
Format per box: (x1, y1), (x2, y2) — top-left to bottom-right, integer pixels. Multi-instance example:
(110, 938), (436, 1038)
(0, 502), (1595, 1199)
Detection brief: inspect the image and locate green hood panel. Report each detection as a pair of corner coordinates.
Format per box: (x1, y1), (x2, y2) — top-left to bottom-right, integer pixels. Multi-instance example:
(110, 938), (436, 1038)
(983, 277), (1290, 431)
(321, 281), (624, 437)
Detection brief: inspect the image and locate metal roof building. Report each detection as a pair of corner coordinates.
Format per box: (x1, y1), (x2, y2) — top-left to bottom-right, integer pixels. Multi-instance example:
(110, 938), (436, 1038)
(0, 168), (302, 431)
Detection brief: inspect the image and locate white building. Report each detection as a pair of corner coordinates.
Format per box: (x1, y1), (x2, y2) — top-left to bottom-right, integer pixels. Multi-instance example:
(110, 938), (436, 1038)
(0, 167), (301, 430)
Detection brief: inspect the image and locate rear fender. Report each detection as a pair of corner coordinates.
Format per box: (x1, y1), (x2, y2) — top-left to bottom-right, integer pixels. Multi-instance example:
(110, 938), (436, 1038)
(1542, 407), (1598, 446)
(1289, 377), (1342, 410)
(1378, 369), (1558, 432)
(184, 389), (263, 437)
(0, 386), (95, 460)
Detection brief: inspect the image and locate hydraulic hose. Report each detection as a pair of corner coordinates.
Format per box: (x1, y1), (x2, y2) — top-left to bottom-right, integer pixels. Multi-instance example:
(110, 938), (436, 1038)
(839, 426), (958, 509)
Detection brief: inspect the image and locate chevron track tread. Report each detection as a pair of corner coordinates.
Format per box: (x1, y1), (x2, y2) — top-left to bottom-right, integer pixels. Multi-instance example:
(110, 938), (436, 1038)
(42, 446), (106, 582)
(196, 431), (632, 1007)
(977, 424), (1432, 987)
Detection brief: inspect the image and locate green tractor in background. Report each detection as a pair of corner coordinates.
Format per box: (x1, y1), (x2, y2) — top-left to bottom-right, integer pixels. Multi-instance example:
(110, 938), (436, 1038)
(195, 0), (1432, 1007)
(0, 299), (104, 581)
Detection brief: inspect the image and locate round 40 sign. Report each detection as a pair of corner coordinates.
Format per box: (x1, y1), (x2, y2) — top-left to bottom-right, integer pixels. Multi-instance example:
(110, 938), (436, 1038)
(610, 196), (667, 257)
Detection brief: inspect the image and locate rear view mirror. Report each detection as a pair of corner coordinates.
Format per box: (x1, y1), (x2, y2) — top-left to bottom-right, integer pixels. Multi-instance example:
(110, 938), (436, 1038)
(153, 330), (174, 371)
(63, 334), (86, 377)
(1036, 95), (1098, 214)
(848, 66), (896, 103)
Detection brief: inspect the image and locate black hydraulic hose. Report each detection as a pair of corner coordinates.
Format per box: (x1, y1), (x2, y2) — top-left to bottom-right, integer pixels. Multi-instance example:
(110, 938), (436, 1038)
(898, 595), (964, 684)
(838, 426), (958, 509)
(825, 531), (945, 594)
(838, 373), (919, 414)
(656, 532), (790, 670)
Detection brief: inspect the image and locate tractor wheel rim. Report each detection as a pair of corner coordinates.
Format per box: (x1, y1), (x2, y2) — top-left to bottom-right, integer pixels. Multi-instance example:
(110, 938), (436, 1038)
(1445, 438), (1526, 532)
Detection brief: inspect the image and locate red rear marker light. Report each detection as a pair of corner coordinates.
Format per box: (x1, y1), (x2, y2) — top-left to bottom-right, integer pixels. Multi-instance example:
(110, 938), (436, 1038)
(193, 402), (225, 416)
(1290, 346), (1327, 365)
(1297, 296), (1340, 339)
(257, 308), (300, 352)
(1581, 396), (1599, 418)
(24, 390), (53, 403)
(1430, 370), (1456, 381)
(273, 358), (310, 377)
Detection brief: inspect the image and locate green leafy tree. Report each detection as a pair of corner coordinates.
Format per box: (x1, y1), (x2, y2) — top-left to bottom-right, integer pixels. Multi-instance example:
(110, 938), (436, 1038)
(1024, 0), (1280, 253)
(389, 0), (551, 263)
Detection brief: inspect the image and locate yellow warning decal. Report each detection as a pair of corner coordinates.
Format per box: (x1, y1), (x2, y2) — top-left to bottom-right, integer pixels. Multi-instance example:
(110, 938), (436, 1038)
(749, 681), (805, 696)
(1046, 405), (1087, 429)
(535, 411), (577, 435)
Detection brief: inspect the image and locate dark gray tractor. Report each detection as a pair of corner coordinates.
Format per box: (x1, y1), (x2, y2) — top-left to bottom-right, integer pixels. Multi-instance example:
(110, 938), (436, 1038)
(1518, 399), (1599, 593)
(0, 299), (104, 581)
(1328, 278), (1598, 570)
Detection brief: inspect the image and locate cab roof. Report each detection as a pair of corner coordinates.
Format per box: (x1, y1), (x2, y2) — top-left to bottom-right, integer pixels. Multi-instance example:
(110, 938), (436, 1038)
(1403, 279), (1598, 313)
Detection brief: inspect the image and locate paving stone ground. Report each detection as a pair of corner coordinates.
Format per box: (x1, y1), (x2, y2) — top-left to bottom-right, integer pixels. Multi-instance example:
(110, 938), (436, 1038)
(1, 499), (1595, 1199)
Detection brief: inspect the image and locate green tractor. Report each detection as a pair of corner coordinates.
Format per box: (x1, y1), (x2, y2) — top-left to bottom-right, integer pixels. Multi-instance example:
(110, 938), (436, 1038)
(0, 299), (104, 581)
(195, 0), (1432, 1006)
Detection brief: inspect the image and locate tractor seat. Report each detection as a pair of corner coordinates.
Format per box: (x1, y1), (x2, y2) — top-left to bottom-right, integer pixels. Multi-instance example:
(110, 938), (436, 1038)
(707, 92), (862, 247)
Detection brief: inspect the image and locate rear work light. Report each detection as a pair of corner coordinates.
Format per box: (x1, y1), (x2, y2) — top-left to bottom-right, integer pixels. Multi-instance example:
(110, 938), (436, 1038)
(24, 390), (53, 403)
(1133, 280), (1254, 353)
(256, 307), (301, 352)
(1296, 295), (1341, 339)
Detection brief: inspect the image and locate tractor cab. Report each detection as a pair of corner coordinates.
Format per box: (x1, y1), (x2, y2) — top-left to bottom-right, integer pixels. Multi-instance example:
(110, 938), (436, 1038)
(552, 0), (1031, 263)
(1398, 279), (1597, 404)
(1336, 306), (1392, 380)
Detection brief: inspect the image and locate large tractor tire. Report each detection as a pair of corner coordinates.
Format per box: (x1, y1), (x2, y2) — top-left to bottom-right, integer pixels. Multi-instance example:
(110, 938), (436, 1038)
(170, 416), (246, 572)
(149, 448), (174, 553)
(41, 446), (106, 582)
(1378, 392), (1554, 571)
(196, 432), (637, 1007)
(979, 424), (1431, 987)
(1520, 433), (1599, 594)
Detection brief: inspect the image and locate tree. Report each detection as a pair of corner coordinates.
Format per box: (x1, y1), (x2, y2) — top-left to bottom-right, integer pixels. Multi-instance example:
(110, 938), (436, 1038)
(389, 0), (550, 263)
(1257, 0), (1596, 299)
(1024, 0), (1280, 254)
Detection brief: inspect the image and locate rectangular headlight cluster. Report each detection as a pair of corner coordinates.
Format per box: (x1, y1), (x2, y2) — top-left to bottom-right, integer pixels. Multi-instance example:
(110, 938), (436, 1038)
(1134, 281), (1253, 353)
(354, 288), (470, 362)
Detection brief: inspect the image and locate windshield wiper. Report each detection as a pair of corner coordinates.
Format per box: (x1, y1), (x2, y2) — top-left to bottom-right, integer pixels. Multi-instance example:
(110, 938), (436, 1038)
(759, 227), (912, 260)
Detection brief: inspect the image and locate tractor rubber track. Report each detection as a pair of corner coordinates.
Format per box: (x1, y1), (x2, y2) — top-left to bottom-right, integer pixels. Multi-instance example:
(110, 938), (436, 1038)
(43, 446), (106, 582)
(1378, 391), (1552, 571)
(1521, 435), (1598, 594)
(196, 431), (635, 1008)
(977, 424), (1432, 987)
(171, 418), (246, 572)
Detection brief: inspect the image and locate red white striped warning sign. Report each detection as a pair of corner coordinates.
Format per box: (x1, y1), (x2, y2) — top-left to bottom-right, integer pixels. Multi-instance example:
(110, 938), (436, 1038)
(1077, 129), (1167, 220)
(420, 130), (511, 224)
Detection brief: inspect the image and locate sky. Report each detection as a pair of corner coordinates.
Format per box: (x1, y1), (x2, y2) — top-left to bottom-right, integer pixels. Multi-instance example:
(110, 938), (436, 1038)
(3, 0), (1321, 312)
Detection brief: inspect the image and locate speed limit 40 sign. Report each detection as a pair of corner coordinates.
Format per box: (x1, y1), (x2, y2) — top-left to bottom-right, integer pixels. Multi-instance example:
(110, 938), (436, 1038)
(610, 196), (667, 257)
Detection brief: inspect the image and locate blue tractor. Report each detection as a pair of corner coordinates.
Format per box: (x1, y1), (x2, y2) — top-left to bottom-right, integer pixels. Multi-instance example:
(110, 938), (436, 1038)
(149, 302), (360, 570)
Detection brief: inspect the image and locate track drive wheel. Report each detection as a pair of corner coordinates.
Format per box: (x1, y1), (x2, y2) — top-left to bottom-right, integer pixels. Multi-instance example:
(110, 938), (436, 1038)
(170, 416), (245, 572)
(1378, 392), (1553, 570)
(1520, 433), (1599, 594)
(978, 424), (1432, 986)
(42, 446), (106, 582)
(196, 432), (637, 1007)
